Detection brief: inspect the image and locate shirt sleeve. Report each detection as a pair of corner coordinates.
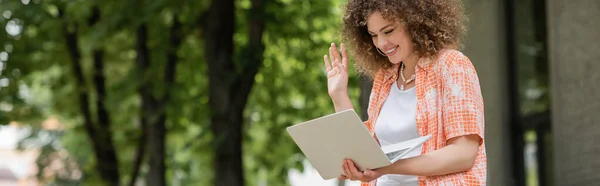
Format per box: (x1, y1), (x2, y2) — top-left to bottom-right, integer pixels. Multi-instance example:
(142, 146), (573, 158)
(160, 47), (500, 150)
(363, 120), (372, 130)
(441, 51), (485, 144)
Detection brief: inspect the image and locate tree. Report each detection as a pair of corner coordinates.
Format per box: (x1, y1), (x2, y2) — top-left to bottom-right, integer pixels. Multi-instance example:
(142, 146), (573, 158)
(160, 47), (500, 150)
(0, 1), (121, 184)
(2, 0), (352, 185)
(1, 0), (199, 185)
(61, 4), (120, 185)
(201, 0), (267, 184)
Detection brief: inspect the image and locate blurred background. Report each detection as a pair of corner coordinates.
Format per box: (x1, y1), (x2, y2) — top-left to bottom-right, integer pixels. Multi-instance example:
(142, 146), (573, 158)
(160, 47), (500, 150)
(0, 0), (598, 186)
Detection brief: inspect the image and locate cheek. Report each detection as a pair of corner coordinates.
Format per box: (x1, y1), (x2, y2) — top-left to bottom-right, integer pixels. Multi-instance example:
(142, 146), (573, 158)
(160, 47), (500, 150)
(395, 31), (412, 50)
(402, 35), (414, 52)
(397, 37), (413, 53)
(394, 39), (410, 52)
(403, 41), (413, 52)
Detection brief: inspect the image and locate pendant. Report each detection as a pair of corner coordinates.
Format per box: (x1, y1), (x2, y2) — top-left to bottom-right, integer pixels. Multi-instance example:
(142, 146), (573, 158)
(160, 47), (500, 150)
(400, 84), (405, 91)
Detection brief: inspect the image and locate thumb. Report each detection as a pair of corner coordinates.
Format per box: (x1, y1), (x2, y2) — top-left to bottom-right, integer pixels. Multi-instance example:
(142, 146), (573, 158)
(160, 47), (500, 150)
(364, 169), (379, 177)
(363, 169), (373, 176)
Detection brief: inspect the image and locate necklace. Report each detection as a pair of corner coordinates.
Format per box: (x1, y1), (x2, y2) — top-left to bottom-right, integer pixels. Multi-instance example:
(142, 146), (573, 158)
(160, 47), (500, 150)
(399, 62), (416, 91)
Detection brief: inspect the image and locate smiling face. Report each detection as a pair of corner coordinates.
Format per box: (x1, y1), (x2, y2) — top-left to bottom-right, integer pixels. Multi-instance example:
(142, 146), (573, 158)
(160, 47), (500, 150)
(366, 11), (416, 65)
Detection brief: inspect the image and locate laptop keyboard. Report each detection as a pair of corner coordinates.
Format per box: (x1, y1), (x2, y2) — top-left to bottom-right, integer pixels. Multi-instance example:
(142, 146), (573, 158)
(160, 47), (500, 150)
(385, 149), (408, 161)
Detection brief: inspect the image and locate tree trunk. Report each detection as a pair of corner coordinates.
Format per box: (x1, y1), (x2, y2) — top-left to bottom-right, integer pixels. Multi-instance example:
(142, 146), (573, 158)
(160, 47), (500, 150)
(131, 23), (151, 186)
(133, 16), (184, 186)
(147, 17), (183, 186)
(147, 114), (166, 186)
(61, 6), (120, 185)
(202, 0), (265, 185)
(203, 0), (238, 185)
(89, 7), (120, 185)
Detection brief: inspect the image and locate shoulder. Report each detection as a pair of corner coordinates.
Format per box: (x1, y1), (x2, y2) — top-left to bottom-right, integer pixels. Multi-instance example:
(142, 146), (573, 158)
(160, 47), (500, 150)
(433, 49), (477, 76)
(435, 49), (472, 67)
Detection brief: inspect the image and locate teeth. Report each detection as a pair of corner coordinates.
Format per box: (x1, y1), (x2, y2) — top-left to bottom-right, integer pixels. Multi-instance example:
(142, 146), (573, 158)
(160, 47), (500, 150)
(385, 47), (397, 54)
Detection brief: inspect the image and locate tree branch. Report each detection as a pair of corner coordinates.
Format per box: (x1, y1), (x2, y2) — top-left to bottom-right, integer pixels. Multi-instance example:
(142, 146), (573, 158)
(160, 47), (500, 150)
(161, 18), (183, 104)
(61, 5), (119, 185)
(231, 0), (265, 114)
(89, 5), (113, 145)
(62, 13), (95, 147)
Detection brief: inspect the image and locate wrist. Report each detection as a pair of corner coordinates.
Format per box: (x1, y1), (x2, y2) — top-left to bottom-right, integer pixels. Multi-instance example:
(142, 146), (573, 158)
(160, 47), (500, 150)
(329, 91), (348, 102)
(388, 158), (412, 175)
(380, 163), (395, 175)
(331, 94), (350, 106)
(330, 94), (353, 112)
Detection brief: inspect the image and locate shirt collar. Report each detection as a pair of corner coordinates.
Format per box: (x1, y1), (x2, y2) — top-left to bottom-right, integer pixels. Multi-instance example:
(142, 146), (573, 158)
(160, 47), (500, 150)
(416, 56), (434, 70)
(383, 56), (434, 81)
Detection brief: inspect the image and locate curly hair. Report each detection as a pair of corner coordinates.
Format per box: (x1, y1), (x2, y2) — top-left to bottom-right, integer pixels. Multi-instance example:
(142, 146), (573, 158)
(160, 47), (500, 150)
(342, 0), (467, 77)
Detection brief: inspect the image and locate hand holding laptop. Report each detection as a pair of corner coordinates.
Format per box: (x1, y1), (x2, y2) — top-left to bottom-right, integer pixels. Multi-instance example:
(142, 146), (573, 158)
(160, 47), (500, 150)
(286, 109), (431, 180)
(339, 158), (384, 182)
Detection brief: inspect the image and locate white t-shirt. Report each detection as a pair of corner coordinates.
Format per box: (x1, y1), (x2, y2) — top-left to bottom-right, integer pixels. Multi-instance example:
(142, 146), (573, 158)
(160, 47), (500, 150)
(374, 81), (421, 186)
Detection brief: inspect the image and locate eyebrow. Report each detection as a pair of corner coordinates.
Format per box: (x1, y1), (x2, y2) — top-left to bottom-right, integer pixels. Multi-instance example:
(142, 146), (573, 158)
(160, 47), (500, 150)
(367, 24), (395, 34)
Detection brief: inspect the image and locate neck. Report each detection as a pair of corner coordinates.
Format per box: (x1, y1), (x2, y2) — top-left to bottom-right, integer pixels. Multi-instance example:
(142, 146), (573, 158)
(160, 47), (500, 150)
(397, 53), (419, 87)
(402, 53), (419, 71)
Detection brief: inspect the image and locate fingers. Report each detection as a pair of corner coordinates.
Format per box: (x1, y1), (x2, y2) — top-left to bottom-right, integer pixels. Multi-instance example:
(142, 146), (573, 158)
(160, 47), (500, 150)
(331, 43), (342, 65)
(333, 58), (345, 71)
(329, 43), (345, 70)
(343, 159), (365, 181)
(342, 159), (382, 182)
(324, 55), (332, 71)
(327, 59), (345, 78)
(326, 43), (347, 78)
(340, 44), (349, 68)
(330, 57), (346, 77)
(329, 45), (336, 66)
(327, 67), (339, 78)
(347, 159), (363, 177)
(342, 159), (353, 179)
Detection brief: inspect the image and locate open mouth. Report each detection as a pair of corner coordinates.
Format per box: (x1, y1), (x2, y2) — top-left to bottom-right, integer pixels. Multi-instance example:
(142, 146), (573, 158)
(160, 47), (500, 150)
(384, 46), (399, 56)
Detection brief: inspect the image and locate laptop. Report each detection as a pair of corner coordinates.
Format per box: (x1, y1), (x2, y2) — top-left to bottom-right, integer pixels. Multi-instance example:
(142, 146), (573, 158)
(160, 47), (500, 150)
(286, 109), (431, 180)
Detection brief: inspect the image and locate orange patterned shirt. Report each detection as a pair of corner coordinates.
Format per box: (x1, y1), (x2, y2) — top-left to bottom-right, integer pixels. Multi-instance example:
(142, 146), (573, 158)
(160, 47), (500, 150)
(361, 49), (487, 186)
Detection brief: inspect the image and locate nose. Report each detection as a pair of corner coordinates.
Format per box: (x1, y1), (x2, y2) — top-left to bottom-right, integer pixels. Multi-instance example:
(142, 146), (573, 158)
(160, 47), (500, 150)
(377, 36), (388, 50)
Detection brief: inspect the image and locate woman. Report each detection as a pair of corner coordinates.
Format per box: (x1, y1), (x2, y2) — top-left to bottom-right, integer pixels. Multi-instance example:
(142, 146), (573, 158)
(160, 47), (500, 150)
(323, 0), (486, 185)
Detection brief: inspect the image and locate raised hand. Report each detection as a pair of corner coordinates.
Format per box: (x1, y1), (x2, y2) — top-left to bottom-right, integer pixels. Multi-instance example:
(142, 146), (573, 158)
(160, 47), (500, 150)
(324, 43), (349, 99)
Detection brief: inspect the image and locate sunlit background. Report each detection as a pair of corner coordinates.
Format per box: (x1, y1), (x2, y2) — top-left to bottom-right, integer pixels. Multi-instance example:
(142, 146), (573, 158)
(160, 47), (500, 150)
(1, 0), (599, 186)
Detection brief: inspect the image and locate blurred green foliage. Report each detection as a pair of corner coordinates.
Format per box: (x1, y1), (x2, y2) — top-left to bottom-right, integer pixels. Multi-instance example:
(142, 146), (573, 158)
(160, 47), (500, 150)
(0, 0), (361, 185)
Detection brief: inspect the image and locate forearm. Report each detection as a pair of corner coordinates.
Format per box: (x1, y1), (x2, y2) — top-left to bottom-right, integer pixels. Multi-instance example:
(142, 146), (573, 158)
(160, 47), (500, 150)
(381, 139), (478, 176)
(331, 94), (354, 112)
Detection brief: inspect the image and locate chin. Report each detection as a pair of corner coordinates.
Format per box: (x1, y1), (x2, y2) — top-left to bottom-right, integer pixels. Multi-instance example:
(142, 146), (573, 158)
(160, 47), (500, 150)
(388, 57), (402, 64)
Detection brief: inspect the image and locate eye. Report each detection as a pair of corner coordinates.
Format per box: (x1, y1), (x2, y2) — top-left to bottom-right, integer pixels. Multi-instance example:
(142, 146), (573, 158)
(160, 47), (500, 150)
(384, 29), (394, 35)
(371, 34), (378, 38)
